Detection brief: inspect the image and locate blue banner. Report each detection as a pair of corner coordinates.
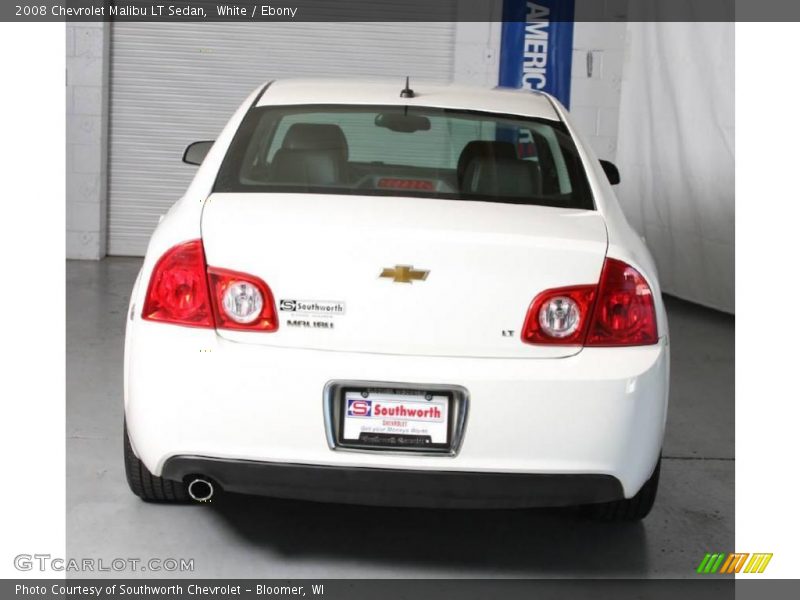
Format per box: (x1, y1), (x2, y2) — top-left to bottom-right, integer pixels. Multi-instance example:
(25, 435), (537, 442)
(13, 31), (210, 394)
(499, 0), (575, 108)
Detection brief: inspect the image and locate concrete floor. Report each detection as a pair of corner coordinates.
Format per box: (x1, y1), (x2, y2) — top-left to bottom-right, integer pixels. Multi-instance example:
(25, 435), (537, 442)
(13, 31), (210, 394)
(67, 258), (734, 578)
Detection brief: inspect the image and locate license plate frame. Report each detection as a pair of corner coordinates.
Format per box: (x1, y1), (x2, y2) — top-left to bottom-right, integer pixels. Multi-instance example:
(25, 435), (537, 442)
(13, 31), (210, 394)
(324, 381), (469, 456)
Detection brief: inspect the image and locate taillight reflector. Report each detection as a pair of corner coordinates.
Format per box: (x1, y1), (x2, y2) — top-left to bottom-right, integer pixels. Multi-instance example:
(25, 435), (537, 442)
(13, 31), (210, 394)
(586, 258), (658, 346)
(142, 240), (278, 332)
(207, 267), (278, 332)
(521, 258), (658, 347)
(521, 285), (596, 345)
(141, 240), (213, 328)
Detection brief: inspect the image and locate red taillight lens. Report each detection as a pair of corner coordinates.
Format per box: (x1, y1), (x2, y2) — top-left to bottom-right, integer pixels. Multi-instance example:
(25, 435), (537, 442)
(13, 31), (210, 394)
(521, 258), (658, 347)
(586, 258), (658, 346)
(521, 285), (596, 345)
(207, 267), (278, 332)
(142, 240), (213, 328)
(142, 240), (278, 332)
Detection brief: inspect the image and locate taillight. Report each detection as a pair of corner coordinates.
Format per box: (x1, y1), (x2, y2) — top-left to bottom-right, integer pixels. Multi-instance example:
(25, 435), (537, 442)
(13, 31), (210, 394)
(586, 258), (658, 346)
(521, 286), (596, 345)
(521, 258), (658, 347)
(142, 240), (278, 332)
(207, 267), (278, 331)
(142, 240), (214, 328)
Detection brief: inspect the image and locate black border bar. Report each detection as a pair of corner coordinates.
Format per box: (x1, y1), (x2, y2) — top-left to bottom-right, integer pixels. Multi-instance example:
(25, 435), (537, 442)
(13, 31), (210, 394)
(3, 579), (742, 599)
(3, 0), (799, 22)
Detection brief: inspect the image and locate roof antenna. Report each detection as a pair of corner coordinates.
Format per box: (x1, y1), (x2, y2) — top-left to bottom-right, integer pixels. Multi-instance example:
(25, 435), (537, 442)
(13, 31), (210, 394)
(400, 76), (415, 99)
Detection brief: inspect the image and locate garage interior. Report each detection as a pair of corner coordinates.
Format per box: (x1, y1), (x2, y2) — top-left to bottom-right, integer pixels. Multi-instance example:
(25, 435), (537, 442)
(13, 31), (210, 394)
(66, 8), (734, 578)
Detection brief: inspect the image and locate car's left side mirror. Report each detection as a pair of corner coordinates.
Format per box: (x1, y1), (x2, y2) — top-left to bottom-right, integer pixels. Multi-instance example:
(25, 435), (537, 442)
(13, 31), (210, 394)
(183, 140), (214, 165)
(599, 159), (621, 185)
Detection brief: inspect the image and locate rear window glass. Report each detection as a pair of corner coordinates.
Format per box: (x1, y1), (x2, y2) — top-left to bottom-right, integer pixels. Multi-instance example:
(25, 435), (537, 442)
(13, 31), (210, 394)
(214, 105), (594, 210)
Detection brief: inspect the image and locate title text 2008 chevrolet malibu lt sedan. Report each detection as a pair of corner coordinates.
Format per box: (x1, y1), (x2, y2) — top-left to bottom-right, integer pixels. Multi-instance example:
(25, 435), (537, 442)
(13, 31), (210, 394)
(123, 79), (669, 520)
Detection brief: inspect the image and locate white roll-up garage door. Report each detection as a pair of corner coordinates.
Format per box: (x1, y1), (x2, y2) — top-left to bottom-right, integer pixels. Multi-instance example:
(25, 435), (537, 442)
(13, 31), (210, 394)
(108, 16), (459, 255)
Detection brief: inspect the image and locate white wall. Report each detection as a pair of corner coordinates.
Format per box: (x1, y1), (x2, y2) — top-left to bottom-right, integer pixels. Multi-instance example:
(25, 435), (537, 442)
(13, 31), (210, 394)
(569, 21), (626, 161)
(571, 20), (734, 313)
(615, 22), (734, 313)
(453, 1), (504, 86)
(66, 22), (109, 260)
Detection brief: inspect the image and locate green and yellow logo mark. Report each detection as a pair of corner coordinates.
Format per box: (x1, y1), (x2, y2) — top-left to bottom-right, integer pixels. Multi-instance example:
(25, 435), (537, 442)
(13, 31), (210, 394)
(697, 552), (773, 574)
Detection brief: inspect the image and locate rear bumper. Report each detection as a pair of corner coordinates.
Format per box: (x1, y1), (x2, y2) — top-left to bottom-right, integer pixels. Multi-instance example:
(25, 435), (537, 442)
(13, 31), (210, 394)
(162, 456), (624, 509)
(125, 319), (669, 502)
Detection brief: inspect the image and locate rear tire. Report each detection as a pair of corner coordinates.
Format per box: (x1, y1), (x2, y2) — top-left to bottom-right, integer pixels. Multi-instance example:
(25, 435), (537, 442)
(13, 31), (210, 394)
(124, 421), (189, 503)
(582, 457), (661, 521)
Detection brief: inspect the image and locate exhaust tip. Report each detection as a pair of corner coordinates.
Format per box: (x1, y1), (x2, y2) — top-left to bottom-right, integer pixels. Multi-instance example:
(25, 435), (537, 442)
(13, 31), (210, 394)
(187, 478), (214, 502)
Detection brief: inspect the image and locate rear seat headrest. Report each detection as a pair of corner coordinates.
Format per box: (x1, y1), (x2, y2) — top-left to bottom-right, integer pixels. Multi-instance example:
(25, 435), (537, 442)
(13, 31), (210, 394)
(281, 123), (349, 159)
(457, 141), (517, 186)
(462, 156), (539, 197)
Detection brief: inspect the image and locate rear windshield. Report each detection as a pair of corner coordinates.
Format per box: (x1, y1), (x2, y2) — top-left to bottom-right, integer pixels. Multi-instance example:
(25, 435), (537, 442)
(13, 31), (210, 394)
(214, 105), (594, 210)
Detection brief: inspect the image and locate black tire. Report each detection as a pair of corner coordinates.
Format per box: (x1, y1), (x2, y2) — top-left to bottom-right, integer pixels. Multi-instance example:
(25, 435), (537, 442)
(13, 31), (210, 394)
(582, 457), (661, 521)
(124, 422), (189, 503)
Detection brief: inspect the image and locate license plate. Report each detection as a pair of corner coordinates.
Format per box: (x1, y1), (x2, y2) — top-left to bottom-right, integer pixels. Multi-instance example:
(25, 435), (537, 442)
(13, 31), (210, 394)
(340, 389), (452, 450)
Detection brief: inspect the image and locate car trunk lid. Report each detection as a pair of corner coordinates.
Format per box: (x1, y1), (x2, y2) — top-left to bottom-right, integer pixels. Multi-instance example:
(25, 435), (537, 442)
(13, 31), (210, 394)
(201, 193), (608, 358)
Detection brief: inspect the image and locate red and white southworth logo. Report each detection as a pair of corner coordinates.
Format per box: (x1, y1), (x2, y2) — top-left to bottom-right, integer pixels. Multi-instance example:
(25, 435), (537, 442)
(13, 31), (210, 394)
(372, 402), (443, 421)
(346, 399), (444, 421)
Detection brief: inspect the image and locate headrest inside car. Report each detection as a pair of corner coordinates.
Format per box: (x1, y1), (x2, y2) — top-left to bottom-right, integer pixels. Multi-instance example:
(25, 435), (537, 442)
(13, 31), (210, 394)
(457, 141), (517, 186)
(281, 123), (349, 158)
(462, 156), (539, 197)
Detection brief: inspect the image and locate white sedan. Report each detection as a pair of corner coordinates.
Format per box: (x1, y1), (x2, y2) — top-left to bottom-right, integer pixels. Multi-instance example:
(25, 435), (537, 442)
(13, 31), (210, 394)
(124, 79), (669, 520)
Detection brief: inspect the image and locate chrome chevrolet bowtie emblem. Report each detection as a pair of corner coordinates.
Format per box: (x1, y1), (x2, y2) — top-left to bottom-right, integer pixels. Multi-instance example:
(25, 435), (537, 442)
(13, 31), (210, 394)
(379, 265), (429, 284)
